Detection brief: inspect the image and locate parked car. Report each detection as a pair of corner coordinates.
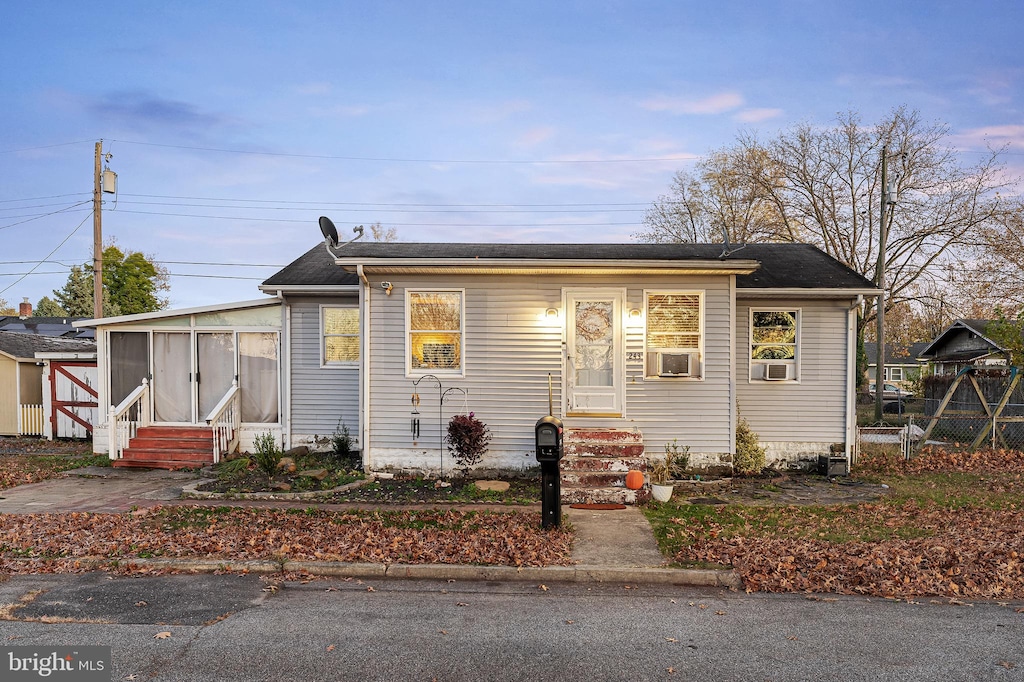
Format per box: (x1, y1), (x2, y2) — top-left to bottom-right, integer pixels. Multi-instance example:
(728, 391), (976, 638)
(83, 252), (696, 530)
(868, 382), (914, 401)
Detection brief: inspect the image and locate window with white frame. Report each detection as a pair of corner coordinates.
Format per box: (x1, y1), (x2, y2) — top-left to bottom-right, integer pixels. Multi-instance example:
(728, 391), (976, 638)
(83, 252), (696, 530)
(885, 366), (903, 382)
(750, 309), (799, 381)
(322, 306), (359, 365)
(407, 290), (463, 374)
(644, 292), (703, 378)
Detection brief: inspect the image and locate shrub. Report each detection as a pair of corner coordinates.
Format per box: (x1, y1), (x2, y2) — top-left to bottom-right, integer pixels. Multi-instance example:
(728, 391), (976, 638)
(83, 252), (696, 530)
(445, 412), (492, 475)
(735, 416), (766, 475)
(649, 440), (690, 484)
(252, 431), (282, 476)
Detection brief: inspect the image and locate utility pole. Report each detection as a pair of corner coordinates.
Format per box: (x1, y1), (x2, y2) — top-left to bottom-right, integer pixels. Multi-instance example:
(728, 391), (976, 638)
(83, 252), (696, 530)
(874, 145), (888, 423)
(92, 141), (103, 320)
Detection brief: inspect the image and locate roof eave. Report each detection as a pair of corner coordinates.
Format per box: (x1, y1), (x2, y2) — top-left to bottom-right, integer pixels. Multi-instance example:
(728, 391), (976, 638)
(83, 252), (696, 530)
(257, 285), (360, 295)
(335, 257), (760, 276)
(738, 287), (880, 299)
(74, 297), (282, 328)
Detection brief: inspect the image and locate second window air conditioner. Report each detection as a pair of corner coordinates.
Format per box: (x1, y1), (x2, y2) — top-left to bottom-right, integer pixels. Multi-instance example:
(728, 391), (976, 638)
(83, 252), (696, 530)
(763, 363), (791, 381)
(658, 352), (695, 377)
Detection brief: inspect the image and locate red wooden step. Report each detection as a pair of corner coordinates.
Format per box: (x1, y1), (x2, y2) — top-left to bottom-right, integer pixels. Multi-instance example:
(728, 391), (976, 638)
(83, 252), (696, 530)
(122, 448), (213, 462)
(135, 426), (213, 439)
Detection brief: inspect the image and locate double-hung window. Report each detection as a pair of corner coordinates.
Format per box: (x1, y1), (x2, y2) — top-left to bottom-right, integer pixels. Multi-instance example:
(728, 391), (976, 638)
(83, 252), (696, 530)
(407, 290), (464, 375)
(750, 309), (799, 381)
(322, 306), (359, 366)
(644, 292), (703, 378)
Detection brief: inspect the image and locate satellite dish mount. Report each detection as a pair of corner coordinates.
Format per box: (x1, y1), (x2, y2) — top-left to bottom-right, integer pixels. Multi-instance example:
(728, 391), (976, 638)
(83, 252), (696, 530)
(320, 216), (364, 257)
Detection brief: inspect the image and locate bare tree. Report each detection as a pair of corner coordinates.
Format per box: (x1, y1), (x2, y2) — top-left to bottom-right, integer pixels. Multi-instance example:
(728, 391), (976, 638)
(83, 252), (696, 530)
(638, 107), (1015, 330)
(370, 222), (398, 243)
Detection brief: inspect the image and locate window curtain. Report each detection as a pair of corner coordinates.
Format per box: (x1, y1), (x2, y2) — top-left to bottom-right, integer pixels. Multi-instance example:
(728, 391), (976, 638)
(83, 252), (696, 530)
(238, 332), (279, 423)
(197, 333), (235, 420)
(109, 331), (149, 407)
(153, 332), (191, 422)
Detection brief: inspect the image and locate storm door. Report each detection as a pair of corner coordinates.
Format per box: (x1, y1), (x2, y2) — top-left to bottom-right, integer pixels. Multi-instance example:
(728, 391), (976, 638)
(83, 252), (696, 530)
(196, 332), (235, 420)
(152, 332), (191, 423)
(565, 289), (624, 416)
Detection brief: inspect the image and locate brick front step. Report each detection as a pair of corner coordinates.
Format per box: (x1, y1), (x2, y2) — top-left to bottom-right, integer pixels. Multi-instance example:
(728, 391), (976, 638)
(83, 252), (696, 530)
(560, 485), (648, 505)
(124, 437), (214, 450)
(121, 448), (213, 462)
(561, 427), (646, 505)
(135, 426), (213, 440)
(112, 458), (205, 470)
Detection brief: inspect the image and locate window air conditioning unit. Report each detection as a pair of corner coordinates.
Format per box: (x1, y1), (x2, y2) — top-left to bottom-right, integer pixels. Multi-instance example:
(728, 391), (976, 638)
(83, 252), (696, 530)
(763, 363), (790, 381)
(658, 352), (694, 377)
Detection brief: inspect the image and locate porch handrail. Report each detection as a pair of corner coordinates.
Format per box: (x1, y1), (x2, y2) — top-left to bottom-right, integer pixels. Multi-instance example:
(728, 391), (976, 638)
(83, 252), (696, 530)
(205, 380), (240, 464)
(110, 379), (150, 460)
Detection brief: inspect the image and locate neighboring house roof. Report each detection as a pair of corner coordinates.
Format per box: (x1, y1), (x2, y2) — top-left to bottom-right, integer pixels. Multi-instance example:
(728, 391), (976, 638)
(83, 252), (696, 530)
(919, 319), (1006, 363)
(0, 316), (93, 339)
(863, 342), (931, 365)
(0, 332), (96, 361)
(261, 242), (877, 293)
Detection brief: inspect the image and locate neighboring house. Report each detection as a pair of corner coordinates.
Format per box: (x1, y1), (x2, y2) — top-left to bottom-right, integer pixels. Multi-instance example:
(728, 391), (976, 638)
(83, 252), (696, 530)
(0, 300), (93, 340)
(0, 333), (96, 437)
(79, 241), (877, 499)
(919, 319), (1009, 375)
(863, 342), (930, 385)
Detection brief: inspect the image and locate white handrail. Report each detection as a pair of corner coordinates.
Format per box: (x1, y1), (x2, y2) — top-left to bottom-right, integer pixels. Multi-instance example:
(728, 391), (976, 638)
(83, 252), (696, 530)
(110, 379), (150, 460)
(205, 380), (240, 464)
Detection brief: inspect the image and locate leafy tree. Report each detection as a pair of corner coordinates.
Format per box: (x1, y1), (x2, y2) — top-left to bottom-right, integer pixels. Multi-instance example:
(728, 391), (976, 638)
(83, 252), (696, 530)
(34, 296), (68, 317)
(51, 243), (168, 317)
(986, 307), (1024, 368)
(637, 107), (1013, 332)
(0, 297), (14, 315)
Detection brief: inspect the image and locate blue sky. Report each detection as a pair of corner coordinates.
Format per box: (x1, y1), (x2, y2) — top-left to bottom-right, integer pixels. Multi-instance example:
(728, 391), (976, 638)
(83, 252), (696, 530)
(2, 1), (1022, 310)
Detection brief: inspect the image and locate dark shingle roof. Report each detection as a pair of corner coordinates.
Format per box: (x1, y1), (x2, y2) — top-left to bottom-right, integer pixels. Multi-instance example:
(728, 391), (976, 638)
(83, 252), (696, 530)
(0, 316), (92, 338)
(0, 333), (96, 360)
(863, 342), (931, 364)
(261, 243), (360, 288)
(262, 241), (876, 291)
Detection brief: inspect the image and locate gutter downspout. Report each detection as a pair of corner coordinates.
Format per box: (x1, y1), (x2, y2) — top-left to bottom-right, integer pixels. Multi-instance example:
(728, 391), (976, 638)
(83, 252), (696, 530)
(357, 265), (371, 471)
(846, 295), (864, 463)
(276, 289), (292, 450)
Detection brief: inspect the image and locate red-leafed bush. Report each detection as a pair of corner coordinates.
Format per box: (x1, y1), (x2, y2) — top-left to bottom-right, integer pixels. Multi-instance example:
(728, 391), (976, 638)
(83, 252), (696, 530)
(446, 412), (492, 475)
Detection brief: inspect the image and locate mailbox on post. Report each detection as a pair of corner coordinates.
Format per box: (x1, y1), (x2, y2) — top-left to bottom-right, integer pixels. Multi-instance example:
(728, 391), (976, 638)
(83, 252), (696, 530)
(535, 415), (563, 528)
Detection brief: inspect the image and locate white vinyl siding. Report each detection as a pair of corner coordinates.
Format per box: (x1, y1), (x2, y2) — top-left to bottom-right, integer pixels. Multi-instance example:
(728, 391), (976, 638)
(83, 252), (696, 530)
(737, 298), (849, 443)
(367, 275), (733, 471)
(289, 297), (360, 441)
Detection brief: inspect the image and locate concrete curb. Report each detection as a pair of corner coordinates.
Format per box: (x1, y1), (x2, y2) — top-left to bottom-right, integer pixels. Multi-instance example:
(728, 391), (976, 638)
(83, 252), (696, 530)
(46, 557), (742, 588)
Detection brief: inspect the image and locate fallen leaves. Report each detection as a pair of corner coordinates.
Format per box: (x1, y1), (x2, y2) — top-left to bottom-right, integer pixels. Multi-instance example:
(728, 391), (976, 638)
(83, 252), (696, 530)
(0, 507), (574, 575)
(153, 631), (171, 640)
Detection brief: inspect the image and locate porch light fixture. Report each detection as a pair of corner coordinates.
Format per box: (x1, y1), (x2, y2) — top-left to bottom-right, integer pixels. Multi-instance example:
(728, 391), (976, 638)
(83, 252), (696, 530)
(629, 308), (643, 321)
(545, 307), (559, 320)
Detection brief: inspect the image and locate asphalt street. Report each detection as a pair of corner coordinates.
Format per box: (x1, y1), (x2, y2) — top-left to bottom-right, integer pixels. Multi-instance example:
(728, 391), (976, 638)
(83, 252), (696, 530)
(0, 574), (1020, 681)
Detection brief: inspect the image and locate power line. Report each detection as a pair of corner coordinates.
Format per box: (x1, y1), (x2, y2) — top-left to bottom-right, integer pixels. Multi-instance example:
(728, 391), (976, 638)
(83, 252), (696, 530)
(0, 140), (93, 154)
(0, 193), (91, 204)
(119, 193), (653, 208)
(0, 202), (93, 231)
(113, 209), (637, 227)
(114, 199), (644, 214)
(0, 210), (93, 297)
(111, 139), (698, 165)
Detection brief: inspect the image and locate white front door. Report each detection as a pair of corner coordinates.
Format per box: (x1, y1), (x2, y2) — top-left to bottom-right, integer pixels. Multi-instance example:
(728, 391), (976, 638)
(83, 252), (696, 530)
(565, 289), (624, 416)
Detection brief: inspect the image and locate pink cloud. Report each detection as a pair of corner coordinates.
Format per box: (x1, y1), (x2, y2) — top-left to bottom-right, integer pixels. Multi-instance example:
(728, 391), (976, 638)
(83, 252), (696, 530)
(640, 92), (744, 115)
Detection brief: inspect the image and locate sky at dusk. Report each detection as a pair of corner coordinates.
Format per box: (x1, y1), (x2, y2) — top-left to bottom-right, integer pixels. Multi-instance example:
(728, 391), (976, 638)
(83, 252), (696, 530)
(2, 1), (1022, 310)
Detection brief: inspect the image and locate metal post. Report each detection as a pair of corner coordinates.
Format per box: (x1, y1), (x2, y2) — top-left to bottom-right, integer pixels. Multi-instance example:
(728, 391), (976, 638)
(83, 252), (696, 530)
(874, 145), (888, 423)
(92, 141), (103, 320)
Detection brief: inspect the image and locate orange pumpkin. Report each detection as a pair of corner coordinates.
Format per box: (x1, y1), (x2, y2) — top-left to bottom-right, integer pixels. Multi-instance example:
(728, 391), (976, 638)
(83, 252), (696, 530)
(625, 470), (644, 490)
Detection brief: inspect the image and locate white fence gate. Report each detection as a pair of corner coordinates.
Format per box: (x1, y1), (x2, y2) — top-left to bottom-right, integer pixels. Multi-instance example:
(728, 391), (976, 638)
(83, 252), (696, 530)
(42, 361), (98, 439)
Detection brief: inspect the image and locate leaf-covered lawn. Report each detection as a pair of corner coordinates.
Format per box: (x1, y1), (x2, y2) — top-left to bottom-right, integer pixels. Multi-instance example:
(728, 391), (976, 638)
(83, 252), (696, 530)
(646, 448), (1024, 600)
(0, 507), (573, 575)
(0, 451), (108, 491)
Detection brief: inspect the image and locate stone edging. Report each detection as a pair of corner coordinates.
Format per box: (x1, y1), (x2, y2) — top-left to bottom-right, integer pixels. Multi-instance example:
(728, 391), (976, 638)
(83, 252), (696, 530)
(180, 475), (377, 501)
(52, 556), (742, 588)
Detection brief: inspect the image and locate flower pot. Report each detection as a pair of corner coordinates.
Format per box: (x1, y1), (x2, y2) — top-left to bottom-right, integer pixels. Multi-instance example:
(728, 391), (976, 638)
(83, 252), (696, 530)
(650, 483), (674, 502)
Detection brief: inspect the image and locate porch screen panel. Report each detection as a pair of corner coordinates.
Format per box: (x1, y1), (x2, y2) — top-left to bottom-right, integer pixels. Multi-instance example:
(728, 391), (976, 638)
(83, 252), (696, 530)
(239, 332), (279, 423)
(197, 333), (235, 420)
(109, 331), (149, 407)
(153, 332), (190, 422)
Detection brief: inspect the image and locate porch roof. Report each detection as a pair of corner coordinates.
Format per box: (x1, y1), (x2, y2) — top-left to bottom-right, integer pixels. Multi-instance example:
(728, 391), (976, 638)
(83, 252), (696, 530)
(72, 297), (281, 329)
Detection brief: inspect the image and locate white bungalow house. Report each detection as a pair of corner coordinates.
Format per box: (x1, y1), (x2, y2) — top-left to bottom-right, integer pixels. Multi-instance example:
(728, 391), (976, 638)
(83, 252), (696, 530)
(79, 240), (877, 502)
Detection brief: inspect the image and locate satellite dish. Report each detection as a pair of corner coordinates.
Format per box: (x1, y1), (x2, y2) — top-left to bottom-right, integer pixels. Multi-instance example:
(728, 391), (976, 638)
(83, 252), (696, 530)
(319, 216), (339, 246)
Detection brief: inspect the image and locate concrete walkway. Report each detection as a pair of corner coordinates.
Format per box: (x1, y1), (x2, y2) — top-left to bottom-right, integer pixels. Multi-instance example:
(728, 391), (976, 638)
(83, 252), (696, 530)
(0, 467), (741, 587)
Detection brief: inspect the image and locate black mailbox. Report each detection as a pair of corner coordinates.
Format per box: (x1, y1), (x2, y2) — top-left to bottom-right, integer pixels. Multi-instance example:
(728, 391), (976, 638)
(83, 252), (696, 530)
(535, 415), (563, 462)
(535, 415), (563, 529)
